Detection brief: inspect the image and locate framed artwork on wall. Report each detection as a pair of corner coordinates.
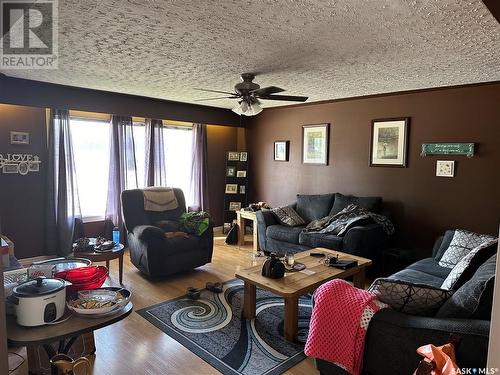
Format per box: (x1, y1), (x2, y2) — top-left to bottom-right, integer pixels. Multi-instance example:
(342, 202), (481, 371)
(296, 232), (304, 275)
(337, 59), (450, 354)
(226, 166), (236, 177)
(225, 184), (238, 194)
(436, 160), (455, 177)
(239, 185), (245, 194)
(302, 124), (329, 165)
(274, 140), (290, 161)
(236, 170), (246, 178)
(370, 117), (410, 167)
(229, 201), (242, 211)
(228, 152), (240, 161)
(239, 152), (248, 161)
(10, 131), (30, 145)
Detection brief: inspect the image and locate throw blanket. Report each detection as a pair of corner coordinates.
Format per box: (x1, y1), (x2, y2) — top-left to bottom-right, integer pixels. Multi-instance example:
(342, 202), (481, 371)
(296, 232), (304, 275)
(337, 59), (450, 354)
(143, 187), (178, 212)
(303, 204), (394, 236)
(304, 280), (387, 375)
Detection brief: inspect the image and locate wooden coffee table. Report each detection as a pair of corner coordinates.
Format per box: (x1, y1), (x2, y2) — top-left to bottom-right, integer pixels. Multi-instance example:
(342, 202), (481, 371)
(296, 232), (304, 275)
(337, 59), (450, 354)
(235, 248), (372, 341)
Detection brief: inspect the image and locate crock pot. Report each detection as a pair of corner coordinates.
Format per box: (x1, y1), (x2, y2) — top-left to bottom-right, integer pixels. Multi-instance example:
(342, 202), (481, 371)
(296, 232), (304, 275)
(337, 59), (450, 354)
(10, 277), (66, 326)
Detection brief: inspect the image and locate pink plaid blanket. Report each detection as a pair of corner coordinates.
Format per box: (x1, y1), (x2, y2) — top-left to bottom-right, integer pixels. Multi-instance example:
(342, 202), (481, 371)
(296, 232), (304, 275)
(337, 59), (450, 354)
(304, 279), (387, 375)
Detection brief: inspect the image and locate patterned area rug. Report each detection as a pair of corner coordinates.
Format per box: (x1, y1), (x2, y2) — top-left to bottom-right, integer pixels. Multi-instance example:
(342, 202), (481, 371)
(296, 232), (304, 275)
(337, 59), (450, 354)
(137, 279), (312, 375)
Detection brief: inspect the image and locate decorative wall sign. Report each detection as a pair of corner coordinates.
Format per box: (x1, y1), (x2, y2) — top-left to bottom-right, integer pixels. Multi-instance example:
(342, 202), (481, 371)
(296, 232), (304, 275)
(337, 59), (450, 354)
(370, 118), (410, 167)
(421, 143), (474, 158)
(436, 160), (455, 177)
(0, 153), (41, 175)
(10, 131), (30, 145)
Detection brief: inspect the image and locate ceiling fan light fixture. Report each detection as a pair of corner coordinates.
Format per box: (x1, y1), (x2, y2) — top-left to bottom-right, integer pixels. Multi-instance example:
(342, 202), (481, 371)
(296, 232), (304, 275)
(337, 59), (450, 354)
(231, 101), (262, 116)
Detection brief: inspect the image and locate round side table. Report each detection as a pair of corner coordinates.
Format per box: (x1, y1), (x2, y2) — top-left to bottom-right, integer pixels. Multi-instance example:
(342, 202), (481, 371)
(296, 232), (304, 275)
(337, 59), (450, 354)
(72, 243), (125, 284)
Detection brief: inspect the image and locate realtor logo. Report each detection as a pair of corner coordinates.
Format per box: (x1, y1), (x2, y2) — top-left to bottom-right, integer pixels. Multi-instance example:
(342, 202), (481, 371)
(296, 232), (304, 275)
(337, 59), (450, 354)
(1, 0), (58, 69)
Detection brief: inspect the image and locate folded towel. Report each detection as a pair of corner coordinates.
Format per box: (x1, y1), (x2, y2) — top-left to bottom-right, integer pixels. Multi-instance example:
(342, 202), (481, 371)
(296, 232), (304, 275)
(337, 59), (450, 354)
(143, 187), (178, 212)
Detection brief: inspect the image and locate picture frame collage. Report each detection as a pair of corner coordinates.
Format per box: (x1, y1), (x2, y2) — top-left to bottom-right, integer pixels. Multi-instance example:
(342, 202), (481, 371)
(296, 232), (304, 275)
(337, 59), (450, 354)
(223, 151), (248, 232)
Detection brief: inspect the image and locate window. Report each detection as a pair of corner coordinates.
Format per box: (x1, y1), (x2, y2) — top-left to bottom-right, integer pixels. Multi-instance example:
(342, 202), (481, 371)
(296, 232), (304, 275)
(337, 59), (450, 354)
(70, 118), (111, 220)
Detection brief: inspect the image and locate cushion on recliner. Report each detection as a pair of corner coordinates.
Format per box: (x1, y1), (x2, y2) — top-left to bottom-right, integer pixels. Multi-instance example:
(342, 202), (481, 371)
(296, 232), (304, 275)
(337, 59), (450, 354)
(330, 193), (382, 215)
(296, 194), (335, 223)
(389, 269), (446, 288)
(298, 231), (343, 250)
(266, 225), (304, 244)
(406, 258), (452, 279)
(437, 254), (497, 320)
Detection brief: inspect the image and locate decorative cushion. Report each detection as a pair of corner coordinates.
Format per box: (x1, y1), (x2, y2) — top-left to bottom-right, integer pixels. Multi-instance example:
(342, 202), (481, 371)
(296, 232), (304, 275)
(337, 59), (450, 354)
(329, 193), (382, 215)
(433, 230), (455, 260)
(441, 239), (498, 290)
(437, 254), (497, 320)
(369, 278), (453, 316)
(438, 229), (496, 268)
(296, 194), (335, 223)
(271, 206), (306, 227)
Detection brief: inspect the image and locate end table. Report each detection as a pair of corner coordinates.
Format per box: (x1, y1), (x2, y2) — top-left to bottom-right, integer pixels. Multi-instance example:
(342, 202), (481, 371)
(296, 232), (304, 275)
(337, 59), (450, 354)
(72, 243), (125, 284)
(236, 210), (260, 253)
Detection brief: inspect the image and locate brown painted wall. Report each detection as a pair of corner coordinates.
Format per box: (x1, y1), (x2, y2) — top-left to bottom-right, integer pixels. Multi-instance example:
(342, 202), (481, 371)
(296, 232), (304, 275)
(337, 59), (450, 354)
(0, 104), (48, 259)
(247, 84), (500, 252)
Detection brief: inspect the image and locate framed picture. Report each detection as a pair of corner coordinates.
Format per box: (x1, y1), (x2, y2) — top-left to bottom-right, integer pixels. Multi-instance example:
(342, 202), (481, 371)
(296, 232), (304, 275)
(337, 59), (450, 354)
(436, 160), (455, 177)
(370, 118), (410, 167)
(225, 184), (238, 194)
(239, 152), (248, 162)
(2, 164), (19, 173)
(226, 166), (236, 177)
(274, 140), (290, 161)
(239, 185), (246, 194)
(10, 131), (30, 145)
(236, 170), (246, 178)
(302, 124), (329, 165)
(229, 201), (242, 211)
(228, 152), (240, 161)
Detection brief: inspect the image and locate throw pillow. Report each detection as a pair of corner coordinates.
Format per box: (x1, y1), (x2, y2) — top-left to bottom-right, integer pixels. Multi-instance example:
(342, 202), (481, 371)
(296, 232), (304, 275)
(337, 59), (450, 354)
(433, 230), (455, 260)
(329, 193), (382, 216)
(437, 254), (497, 320)
(441, 239), (498, 290)
(296, 194), (335, 223)
(369, 278), (453, 316)
(271, 206), (306, 227)
(438, 229), (496, 268)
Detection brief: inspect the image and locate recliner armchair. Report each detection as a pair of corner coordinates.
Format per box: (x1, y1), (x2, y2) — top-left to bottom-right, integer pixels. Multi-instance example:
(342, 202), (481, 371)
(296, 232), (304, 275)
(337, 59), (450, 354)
(121, 188), (213, 277)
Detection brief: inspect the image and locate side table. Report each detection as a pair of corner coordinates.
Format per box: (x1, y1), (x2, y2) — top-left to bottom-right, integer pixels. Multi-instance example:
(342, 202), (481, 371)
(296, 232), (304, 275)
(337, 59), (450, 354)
(72, 243), (125, 284)
(236, 210), (260, 252)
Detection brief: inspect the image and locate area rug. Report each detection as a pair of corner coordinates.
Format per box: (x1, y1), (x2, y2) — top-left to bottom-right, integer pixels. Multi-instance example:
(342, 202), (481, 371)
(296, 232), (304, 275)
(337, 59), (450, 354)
(137, 279), (312, 375)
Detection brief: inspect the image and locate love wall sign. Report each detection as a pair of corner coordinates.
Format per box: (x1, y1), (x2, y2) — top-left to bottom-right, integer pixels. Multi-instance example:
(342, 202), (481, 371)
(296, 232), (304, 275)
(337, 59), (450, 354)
(0, 153), (41, 175)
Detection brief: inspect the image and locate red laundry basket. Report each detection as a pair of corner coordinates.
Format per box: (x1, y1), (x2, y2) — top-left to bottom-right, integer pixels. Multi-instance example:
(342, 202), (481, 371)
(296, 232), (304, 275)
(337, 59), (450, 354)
(55, 266), (108, 295)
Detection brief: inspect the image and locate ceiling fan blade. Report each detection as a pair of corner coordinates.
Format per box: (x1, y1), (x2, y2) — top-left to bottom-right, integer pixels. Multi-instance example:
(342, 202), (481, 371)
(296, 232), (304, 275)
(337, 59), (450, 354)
(194, 88), (237, 95)
(251, 86), (285, 96)
(259, 94), (308, 102)
(194, 96), (238, 101)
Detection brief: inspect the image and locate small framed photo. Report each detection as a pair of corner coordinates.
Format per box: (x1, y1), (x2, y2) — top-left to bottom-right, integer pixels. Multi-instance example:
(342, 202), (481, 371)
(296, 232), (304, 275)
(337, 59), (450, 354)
(228, 152), (240, 161)
(229, 201), (242, 211)
(236, 170), (246, 178)
(3, 163), (19, 173)
(239, 152), (248, 162)
(10, 131), (30, 145)
(225, 184), (238, 194)
(436, 160), (455, 177)
(274, 140), (290, 161)
(370, 118), (410, 167)
(226, 166), (236, 177)
(302, 124), (329, 165)
(239, 185), (246, 194)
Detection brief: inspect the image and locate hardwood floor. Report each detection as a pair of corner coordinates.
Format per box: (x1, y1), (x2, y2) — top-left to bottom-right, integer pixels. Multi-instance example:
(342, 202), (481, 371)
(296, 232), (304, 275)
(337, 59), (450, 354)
(90, 234), (318, 375)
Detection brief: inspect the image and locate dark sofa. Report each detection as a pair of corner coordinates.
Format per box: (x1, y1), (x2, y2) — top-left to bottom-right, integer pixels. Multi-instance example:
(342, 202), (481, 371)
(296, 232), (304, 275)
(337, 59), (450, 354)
(315, 231), (495, 374)
(256, 193), (388, 262)
(121, 188), (213, 277)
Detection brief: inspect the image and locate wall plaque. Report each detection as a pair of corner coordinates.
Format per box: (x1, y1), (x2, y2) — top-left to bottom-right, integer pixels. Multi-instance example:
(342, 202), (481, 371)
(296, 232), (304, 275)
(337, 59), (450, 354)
(421, 143), (474, 158)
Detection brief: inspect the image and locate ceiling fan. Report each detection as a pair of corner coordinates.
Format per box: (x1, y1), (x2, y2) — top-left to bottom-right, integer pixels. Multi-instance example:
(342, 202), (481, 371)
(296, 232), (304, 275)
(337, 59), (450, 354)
(194, 73), (308, 116)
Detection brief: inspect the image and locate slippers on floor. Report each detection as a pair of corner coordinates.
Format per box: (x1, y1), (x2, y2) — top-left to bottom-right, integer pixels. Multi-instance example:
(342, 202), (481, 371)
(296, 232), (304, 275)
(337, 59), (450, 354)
(206, 282), (223, 293)
(186, 287), (201, 300)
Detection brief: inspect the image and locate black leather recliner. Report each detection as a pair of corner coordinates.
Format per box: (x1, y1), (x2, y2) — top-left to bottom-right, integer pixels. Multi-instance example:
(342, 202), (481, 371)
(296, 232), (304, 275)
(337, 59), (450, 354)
(121, 188), (213, 277)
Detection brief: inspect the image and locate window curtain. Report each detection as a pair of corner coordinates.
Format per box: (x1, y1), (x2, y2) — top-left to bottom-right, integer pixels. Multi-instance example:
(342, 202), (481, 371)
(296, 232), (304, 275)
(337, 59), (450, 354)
(189, 123), (209, 212)
(144, 118), (167, 187)
(105, 115), (138, 235)
(46, 109), (82, 255)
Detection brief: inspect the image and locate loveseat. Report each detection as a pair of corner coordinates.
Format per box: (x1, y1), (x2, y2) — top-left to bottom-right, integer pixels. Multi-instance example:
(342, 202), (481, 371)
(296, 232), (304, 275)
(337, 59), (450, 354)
(256, 193), (389, 266)
(315, 230), (496, 374)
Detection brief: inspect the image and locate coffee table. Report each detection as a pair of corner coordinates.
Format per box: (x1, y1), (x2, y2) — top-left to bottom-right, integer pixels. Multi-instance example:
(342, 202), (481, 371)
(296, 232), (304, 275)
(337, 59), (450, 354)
(235, 248), (372, 341)
(72, 242), (125, 284)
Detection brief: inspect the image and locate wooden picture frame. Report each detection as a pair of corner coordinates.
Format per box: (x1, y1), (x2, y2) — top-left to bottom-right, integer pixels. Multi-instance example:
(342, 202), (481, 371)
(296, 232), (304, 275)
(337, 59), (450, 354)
(370, 117), (410, 167)
(302, 124), (329, 165)
(274, 140), (290, 161)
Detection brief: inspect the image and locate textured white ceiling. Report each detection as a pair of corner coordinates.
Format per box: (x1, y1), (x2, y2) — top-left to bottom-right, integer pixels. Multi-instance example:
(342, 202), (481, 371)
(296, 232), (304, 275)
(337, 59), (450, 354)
(2, 0), (500, 109)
